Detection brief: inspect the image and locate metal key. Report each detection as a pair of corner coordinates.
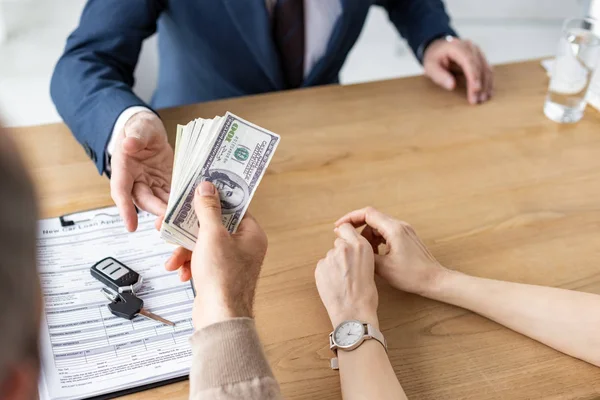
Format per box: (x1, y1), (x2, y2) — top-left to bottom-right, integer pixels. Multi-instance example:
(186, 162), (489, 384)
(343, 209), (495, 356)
(102, 288), (175, 326)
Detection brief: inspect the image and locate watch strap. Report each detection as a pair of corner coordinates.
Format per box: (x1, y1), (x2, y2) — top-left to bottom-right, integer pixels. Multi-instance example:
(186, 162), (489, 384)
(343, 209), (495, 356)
(366, 323), (387, 350)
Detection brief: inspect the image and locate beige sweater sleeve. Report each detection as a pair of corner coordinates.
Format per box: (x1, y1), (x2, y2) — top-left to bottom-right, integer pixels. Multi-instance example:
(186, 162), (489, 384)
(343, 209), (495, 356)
(188, 317), (283, 400)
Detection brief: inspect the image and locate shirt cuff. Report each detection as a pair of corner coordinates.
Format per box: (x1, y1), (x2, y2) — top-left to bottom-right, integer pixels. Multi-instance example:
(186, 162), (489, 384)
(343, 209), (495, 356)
(106, 106), (152, 156)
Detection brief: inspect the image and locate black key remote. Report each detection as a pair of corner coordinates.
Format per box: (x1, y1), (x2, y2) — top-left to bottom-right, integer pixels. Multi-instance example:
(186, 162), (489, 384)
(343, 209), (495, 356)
(91, 257), (142, 292)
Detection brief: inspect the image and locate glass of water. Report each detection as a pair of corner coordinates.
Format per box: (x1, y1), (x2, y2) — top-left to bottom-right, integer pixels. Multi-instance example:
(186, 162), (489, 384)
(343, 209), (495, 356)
(544, 18), (600, 123)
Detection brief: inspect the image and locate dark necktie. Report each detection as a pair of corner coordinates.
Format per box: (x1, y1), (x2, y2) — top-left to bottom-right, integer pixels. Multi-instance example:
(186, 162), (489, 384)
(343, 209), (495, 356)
(273, 0), (305, 89)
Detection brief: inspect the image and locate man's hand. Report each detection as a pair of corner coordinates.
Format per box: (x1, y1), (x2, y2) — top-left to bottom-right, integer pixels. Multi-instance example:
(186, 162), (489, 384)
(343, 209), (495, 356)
(423, 37), (493, 105)
(188, 181), (268, 330)
(335, 207), (448, 297)
(315, 224), (379, 328)
(110, 111), (173, 232)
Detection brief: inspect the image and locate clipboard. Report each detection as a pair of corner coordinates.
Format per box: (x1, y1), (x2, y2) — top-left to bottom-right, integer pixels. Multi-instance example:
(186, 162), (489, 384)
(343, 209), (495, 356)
(86, 376), (189, 400)
(58, 206), (137, 227)
(38, 206), (196, 400)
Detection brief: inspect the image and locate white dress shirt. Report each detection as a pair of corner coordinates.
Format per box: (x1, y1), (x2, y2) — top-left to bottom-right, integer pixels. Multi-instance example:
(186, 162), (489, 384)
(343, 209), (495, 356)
(107, 0), (342, 158)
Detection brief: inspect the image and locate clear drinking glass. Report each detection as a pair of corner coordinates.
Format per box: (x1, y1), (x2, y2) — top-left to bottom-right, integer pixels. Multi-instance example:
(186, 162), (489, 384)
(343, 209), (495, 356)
(544, 18), (600, 123)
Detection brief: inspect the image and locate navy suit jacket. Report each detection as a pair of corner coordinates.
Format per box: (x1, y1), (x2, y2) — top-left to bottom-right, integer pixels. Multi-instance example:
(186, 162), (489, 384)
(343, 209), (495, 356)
(51, 0), (456, 174)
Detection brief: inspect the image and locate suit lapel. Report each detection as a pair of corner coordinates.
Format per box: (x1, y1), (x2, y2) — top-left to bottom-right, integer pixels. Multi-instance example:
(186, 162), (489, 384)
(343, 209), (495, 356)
(222, 0), (283, 89)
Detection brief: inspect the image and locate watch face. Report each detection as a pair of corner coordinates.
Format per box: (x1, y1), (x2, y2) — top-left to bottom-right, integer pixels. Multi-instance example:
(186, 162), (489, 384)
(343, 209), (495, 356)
(334, 320), (365, 348)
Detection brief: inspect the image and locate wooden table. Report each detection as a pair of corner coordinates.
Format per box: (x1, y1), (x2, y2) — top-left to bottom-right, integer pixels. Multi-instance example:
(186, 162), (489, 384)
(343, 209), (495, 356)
(8, 60), (600, 399)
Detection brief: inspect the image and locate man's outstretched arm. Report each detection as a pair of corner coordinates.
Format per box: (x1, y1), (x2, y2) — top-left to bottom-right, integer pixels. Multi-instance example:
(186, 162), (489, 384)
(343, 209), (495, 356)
(52, 0), (175, 232)
(51, 0), (165, 173)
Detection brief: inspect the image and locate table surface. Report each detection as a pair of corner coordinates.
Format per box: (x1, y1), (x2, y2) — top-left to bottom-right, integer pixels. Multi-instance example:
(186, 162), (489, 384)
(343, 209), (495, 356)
(8, 60), (600, 400)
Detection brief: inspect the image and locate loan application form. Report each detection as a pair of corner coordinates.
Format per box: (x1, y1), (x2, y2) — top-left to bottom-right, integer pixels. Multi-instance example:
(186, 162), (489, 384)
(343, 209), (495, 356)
(37, 207), (194, 400)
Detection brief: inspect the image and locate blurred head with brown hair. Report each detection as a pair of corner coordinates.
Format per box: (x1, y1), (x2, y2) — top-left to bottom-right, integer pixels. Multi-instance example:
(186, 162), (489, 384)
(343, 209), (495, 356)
(0, 126), (40, 400)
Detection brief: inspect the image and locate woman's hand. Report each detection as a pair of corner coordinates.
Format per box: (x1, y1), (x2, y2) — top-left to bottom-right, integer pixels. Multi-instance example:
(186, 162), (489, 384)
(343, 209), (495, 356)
(335, 207), (448, 297)
(315, 223), (379, 328)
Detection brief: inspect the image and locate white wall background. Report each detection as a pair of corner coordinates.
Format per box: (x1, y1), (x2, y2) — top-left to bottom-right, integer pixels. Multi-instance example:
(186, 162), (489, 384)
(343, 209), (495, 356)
(0, 0), (590, 127)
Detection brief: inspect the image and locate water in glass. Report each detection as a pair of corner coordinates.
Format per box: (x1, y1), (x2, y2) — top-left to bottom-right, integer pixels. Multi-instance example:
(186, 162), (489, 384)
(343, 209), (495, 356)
(544, 28), (600, 123)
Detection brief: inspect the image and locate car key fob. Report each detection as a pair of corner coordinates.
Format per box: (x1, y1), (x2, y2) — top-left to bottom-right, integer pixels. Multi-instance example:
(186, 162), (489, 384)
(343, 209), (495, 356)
(91, 257), (143, 293)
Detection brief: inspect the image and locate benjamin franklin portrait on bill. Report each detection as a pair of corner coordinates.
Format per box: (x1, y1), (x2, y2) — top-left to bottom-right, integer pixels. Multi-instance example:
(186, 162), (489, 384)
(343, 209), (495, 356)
(202, 169), (250, 213)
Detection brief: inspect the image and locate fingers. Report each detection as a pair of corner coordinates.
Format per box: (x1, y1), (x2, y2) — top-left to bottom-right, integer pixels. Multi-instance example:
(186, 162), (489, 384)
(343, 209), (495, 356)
(335, 223), (361, 244)
(477, 47), (494, 101)
(361, 225), (386, 253)
(166, 248), (192, 282)
(235, 213), (261, 235)
(425, 61), (456, 91)
(110, 113), (169, 232)
(448, 42), (482, 105)
(154, 215), (164, 231)
(423, 38), (491, 105)
(466, 41), (493, 103)
(154, 186), (171, 205)
(234, 213), (268, 256)
(486, 64), (494, 99)
(178, 262), (191, 282)
(165, 246), (192, 271)
(193, 181), (223, 233)
(132, 183), (168, 217)
(335, 207), (397, 241)
(110, 172), (138, 232)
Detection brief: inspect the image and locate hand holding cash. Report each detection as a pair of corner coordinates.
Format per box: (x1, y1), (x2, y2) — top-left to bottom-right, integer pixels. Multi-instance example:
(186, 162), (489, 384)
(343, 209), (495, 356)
(188, 180), (268, 329)
(161, 112), (280, 251)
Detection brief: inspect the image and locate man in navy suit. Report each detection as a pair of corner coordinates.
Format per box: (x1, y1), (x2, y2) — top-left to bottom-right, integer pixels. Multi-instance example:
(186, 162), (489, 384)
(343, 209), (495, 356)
(51, 0), (493, 232)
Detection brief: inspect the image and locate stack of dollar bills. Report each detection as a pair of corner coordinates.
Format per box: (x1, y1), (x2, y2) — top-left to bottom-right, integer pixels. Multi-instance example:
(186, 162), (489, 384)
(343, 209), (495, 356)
(161, 112), (280, 250)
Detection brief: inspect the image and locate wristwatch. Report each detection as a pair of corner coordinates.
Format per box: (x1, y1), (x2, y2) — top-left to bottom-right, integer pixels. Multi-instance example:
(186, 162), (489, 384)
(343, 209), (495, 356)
(329, 320), (387, 370)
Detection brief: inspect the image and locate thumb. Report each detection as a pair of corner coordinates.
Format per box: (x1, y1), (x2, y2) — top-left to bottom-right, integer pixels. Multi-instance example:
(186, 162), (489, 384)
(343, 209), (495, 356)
(122, 133), (148, 154)
(193, 181), (223, 232)
(121, 115), (160, 153)
(426, 62), (456, 91)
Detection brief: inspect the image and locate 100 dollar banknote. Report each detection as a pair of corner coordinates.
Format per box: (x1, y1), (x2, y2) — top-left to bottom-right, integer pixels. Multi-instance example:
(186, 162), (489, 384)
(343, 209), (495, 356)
(162, 112), (280, 249)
